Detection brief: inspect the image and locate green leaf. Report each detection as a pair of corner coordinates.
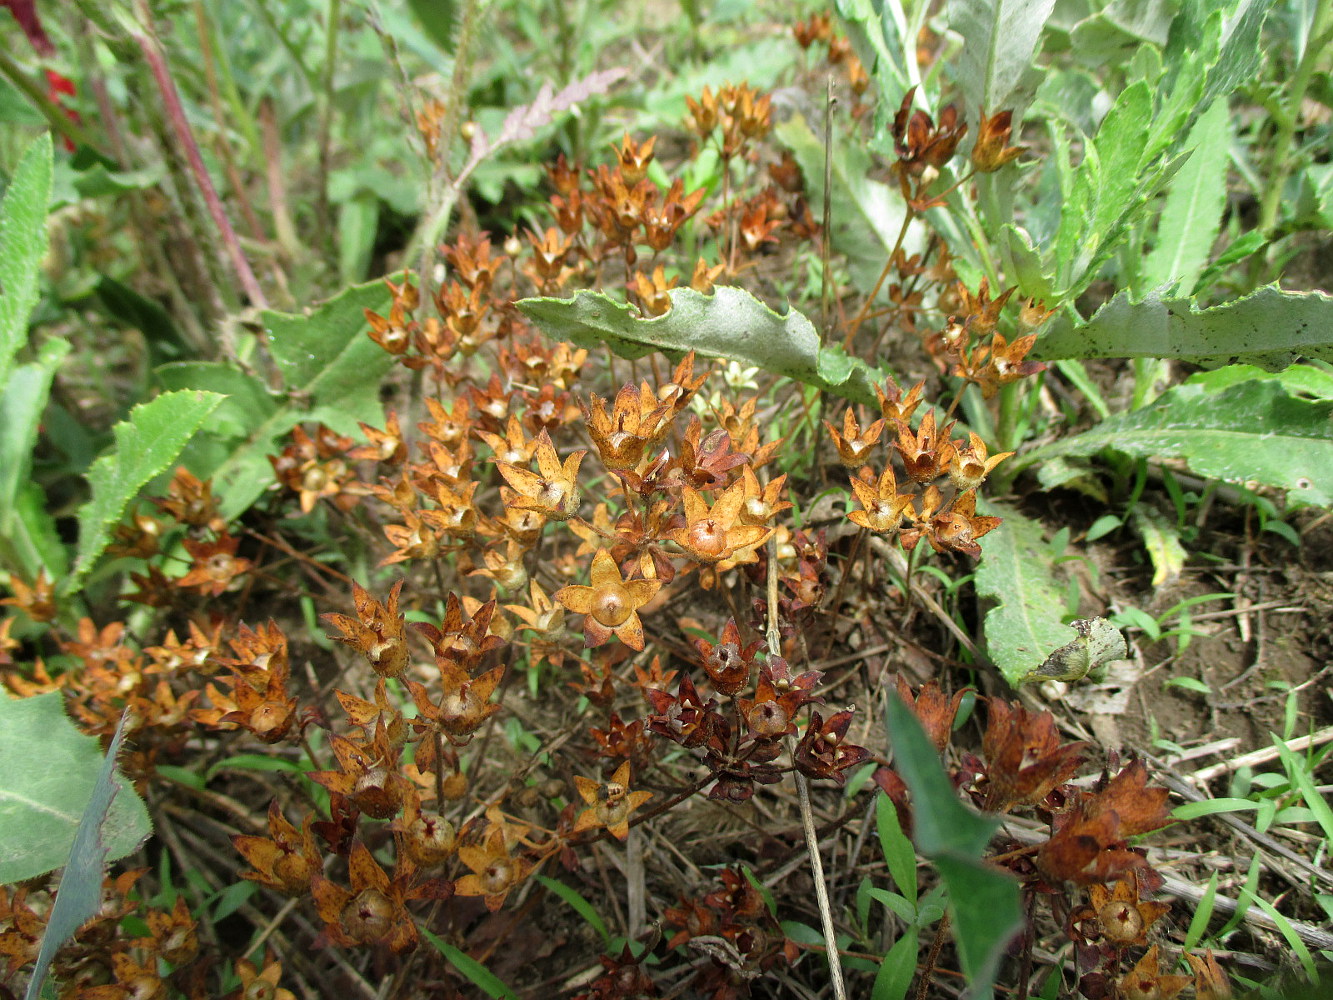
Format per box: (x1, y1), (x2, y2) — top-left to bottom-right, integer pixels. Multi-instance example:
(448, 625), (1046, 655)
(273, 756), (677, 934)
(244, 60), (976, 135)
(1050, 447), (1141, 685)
(1020, 617), (1128, 684)
(208, 280), (394, 520)
(68, 390), (224, 590)
(518, 287), (889, 405)
(974, 500), (1074, 686)
(1034, 285), (1333, 369)
(0, 133), (53, 388)
(948, 0), (1056, 114)
(876, 793), (917, 904)
(405, 0), (457, 53)
(155, 362), (277, 441)
(885, 696), (1020, 1000)
(21, 706), (143, 1000)
(422, 929), (517, 1000)
(1140, 98), (1232, 295)
(0, 694), (151, 886)
(535, 876), (610, 945)
(1009, 379), (1333, 508)
(871, 928), (919, 1000)
(1274, 738), (1333, 845)
(0, 338), (69, 545)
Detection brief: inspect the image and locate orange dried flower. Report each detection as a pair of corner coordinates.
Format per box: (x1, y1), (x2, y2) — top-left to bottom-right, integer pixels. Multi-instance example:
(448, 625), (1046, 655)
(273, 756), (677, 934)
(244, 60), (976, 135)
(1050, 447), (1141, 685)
(1118, 945), (1191, 1000)
(177, 533), (253, 597)
(572, 761), (653, 840)
(311, 841), (450, 952)
(971, 108), (1025, 173)
(1086, 872), (1170, 947)
(0, 568), (56, 622)
(555, 549), (662, 651)
(668, 482), (772, 564)
(230, 956), (296, 1000)
(455, 825), (533, 911)
(322, 580), (410, 679)
(848, 466), (914, 534)
(233, 801), (322, 895)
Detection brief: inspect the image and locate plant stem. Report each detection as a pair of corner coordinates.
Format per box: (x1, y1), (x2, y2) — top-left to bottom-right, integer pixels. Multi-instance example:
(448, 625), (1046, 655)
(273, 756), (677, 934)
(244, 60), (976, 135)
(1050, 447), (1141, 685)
(132, 0), (267, 309)
(844, 206), (914, 349)
(1257, 0), (1333, 238)
(315, 0), (344, 263)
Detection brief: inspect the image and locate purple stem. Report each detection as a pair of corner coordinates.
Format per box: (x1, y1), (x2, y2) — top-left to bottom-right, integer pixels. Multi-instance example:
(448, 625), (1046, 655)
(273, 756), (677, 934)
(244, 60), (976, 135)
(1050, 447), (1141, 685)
(133, 16), (267, 309)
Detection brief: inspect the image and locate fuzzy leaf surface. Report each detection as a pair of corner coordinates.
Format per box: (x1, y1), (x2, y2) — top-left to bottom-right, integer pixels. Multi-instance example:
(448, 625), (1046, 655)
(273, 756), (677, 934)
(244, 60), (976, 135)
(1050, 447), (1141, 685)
(1139, 98), (1231, 295)
(1012, 379), (1333, 508)
(69, 390), (223, 590)
(948, 0), (1056, 114)
(0, 133), (52, 387)
(0, 694), (149, 885)
(21, 706), (142, 1000)
(974, 499), (1073, 686)
(1034, 285), (1333, 369)
(885, 696), (1019, 1000)
(519, 287), (888, 405)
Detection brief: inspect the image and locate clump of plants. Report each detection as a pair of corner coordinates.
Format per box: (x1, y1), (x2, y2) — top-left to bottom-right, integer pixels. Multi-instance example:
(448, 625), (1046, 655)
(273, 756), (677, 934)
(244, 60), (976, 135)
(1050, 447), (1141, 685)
(3, 2), (1331, 999)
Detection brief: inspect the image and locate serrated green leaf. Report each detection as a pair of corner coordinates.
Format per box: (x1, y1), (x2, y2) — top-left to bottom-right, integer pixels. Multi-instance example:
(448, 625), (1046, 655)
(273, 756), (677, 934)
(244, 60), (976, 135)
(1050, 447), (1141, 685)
(68, 390), (224, 590)
(974, 500), (1073, 686)
(0, 694), (150, 886)
(1140, 98), (1231, 295)
(1010, 379), (1333, 508)
(1034, 286), (1333, 369)
(518, 287), (889, 405)
(198, 280), (393, 520)
(155, 362), (277, 440)
(21, 706), (144, 1000)
(948, 0), (1056, 115)
(885, 696), (1019, 1000)
(0, 133), (53, 387)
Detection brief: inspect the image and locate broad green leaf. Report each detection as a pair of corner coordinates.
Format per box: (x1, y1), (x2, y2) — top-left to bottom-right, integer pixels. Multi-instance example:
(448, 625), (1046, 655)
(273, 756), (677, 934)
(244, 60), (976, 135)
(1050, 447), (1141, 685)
(1033, 286), (1333, 369)
(0, 694), (150, 885)
(518, 287), (889, 405)
(1139, 99), (1232, 295)
(775, 113), (919, 296)
(974, 500), (1073, 686)
(871, 928), (918, 1000)
(948, 0), (1056, 114)
(0, 338), (68, 542)
(0, 133), (53, 387)
(422, 929), (517, 1000)
(69, 390), (224, 590)
(885, 696), (1020, 1000)
(21, 706), (145, 1000)
(199, 280), (393, 520)
(1010, 379), (1333, 508)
